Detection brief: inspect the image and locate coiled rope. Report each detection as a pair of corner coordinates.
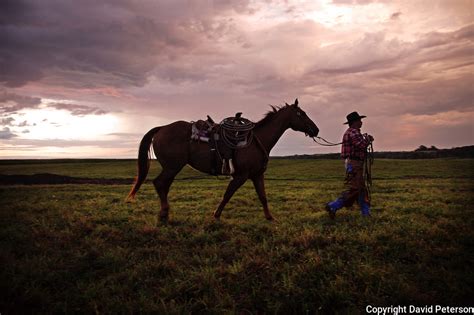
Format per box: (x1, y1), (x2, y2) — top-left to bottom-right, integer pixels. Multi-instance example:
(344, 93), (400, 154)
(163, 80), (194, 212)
(220, 117), (254, 149)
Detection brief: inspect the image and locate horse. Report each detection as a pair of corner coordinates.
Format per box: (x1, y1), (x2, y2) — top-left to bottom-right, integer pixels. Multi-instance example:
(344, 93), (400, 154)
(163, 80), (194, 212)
(126, 99), (319, 221)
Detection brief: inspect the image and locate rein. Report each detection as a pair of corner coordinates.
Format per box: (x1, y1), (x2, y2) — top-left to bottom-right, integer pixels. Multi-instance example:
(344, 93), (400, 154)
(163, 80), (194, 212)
(311, 136), (342, 146)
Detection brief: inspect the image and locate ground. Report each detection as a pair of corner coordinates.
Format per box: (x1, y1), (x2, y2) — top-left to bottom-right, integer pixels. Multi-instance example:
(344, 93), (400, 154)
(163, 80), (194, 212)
(1, 159), (473, 313)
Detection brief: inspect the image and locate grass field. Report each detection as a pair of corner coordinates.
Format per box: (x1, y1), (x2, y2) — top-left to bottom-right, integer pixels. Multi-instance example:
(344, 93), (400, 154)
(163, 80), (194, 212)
(1, 159), (473, 314)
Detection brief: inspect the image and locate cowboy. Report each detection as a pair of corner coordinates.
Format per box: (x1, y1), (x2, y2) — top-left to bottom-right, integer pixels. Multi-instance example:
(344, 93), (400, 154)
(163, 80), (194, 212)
(326, 111), (374, 218)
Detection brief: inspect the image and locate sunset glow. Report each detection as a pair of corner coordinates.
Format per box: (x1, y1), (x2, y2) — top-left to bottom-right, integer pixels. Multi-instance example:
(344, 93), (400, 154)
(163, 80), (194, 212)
(1, 0), (472, 158)
(10, 108), (118, 141)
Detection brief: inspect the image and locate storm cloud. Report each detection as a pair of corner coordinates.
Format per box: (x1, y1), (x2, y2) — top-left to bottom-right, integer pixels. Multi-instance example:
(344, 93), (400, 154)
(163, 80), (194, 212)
(0, 127), (17, 139)
(0, 0), (252, 88)
(47, 103), (107, 116)
(0, 91), (41, 113)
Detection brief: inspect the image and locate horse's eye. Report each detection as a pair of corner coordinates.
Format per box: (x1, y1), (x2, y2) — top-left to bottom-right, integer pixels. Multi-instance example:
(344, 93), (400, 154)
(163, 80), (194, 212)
(297, 111), (301, 116)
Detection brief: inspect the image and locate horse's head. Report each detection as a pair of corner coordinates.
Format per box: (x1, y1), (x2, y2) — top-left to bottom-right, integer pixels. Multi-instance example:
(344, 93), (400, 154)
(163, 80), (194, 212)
(285, 99), (319, 137)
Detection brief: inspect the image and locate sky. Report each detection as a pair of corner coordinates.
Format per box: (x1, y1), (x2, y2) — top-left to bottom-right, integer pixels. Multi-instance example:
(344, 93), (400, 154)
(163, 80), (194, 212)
(0, 0), (473, 158)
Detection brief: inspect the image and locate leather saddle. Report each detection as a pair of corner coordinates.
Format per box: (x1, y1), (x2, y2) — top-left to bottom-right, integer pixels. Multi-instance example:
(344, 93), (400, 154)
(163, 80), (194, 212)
(191, 113), (254, 175)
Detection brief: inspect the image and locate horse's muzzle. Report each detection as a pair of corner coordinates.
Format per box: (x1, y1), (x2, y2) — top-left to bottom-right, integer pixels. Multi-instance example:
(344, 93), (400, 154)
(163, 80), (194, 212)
(308, 127), (319, 138)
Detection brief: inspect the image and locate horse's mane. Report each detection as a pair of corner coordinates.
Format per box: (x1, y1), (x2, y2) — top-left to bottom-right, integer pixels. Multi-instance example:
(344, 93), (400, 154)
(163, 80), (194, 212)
(255, 105), (288, 127)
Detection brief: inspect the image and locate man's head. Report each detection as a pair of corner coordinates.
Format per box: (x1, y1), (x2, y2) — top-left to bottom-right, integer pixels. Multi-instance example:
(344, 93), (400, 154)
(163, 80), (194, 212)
(344, 111), (366, 128)
(350, 119), (363, 129)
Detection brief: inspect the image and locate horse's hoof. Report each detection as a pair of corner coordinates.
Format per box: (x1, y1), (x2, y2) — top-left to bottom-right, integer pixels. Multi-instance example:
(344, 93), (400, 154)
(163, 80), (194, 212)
(266, 216), (275, 221)
(213, 211), (221, 220)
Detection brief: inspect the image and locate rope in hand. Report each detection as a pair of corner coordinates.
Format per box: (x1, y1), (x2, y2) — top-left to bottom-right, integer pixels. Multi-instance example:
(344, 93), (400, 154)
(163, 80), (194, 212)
(363, 135), (374, 202)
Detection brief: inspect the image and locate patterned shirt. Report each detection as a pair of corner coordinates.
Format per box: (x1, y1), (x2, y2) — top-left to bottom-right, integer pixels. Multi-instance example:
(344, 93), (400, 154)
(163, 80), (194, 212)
(341, 127), (370, 160)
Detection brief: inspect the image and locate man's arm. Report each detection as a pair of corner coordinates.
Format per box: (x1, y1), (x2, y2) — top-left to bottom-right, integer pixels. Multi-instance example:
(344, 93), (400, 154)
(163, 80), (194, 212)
(350, 129), (370, 150)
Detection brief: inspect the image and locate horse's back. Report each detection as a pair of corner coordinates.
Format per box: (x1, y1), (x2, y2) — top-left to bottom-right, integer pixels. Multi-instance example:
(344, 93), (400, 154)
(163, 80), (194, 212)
(155, 121), (191, 139)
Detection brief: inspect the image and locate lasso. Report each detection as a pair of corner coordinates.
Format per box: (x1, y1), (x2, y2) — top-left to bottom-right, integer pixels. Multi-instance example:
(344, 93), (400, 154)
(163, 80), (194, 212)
(220, 116), (254, 149)
(363, 134), (374, 202)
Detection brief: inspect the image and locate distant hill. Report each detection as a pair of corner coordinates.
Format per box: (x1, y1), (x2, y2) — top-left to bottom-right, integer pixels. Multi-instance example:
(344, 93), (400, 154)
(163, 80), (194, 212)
(273, 145), (474, 159)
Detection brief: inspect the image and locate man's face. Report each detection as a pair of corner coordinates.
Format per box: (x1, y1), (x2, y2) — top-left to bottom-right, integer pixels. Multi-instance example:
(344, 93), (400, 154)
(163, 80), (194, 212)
(351, 120), (363, 129)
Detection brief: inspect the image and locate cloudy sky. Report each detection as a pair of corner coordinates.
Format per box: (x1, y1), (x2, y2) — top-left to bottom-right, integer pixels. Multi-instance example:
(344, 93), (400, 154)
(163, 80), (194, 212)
(1, 0), (473, 158)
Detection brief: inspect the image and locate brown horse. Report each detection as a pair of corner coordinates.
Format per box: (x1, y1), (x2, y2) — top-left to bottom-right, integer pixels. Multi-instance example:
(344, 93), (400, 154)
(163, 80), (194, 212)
(127, 99), (319, 221)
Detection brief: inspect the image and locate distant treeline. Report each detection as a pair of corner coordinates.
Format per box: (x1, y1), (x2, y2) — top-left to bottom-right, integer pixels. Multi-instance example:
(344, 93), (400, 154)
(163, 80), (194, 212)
(0, 146), (473, 164)
(273, 145), (474, 160)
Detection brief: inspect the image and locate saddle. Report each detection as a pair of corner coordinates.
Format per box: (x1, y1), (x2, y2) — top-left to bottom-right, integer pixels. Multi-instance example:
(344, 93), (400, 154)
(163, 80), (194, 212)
(191, 113), (254, 175)
(190, 116), (215, 143)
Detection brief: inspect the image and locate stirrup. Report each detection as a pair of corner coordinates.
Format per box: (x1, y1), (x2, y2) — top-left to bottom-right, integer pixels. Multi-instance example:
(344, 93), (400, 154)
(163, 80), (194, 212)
(229, 159), (235, 174)
(221, 159), (235, 175)
(221, 160), (229, 175)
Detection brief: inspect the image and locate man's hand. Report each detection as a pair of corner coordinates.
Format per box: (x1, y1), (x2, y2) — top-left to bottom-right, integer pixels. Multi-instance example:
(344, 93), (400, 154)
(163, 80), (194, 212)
(367, 135), (374, 142)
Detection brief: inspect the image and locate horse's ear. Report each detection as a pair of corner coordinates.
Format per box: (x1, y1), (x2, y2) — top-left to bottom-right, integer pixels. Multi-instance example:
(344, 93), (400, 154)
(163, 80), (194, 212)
(294, 98), (299, 107)
(285, 102), (289, 107)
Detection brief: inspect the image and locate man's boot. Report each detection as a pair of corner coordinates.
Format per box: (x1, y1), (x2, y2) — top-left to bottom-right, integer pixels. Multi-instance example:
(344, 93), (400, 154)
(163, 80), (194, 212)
(358, 194), (371, 216)
(325, 198), (344, 219)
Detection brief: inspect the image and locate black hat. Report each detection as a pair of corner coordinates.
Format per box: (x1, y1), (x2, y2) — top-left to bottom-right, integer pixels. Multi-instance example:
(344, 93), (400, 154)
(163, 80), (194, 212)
(344, 111), (367, 125)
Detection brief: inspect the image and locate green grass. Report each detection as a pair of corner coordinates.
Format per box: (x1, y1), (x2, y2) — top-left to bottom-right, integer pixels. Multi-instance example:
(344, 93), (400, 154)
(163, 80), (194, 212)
(1, 159), (473, 313)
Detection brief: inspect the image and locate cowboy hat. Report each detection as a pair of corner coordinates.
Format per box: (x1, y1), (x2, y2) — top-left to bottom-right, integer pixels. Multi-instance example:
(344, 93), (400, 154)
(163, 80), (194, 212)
(344, 111), (367, 125)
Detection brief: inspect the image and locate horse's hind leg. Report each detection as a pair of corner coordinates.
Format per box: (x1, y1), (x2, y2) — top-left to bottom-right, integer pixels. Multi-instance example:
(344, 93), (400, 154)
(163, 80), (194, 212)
(153, 168), (181, 222)
(251, 174), (274, 221)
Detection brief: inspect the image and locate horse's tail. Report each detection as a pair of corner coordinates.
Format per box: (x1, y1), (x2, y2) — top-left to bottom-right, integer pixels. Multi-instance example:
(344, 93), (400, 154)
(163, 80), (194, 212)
(126, 126), (161, 201)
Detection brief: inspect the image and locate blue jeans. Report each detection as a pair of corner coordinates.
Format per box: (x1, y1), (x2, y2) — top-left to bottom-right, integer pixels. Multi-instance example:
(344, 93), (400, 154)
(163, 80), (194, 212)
(327, 159), (370, 216)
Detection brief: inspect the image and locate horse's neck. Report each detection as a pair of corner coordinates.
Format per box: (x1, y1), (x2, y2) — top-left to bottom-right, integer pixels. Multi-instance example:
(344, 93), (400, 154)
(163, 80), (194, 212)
(254, 111), (290, 154)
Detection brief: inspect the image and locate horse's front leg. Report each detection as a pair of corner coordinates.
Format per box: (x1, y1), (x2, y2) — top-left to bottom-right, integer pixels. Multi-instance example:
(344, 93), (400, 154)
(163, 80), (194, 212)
(251, 173), (274, 221)
(213, 175), (247, 220)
